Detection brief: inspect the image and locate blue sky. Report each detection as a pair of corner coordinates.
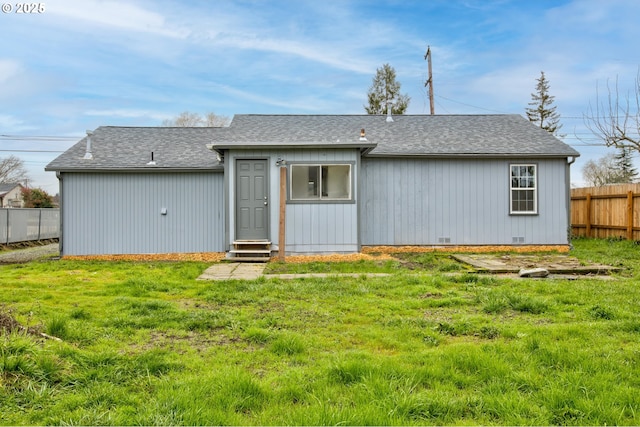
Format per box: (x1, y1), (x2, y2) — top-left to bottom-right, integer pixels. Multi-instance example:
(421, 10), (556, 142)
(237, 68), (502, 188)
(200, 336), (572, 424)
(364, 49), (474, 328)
(1, 0), (639, 193)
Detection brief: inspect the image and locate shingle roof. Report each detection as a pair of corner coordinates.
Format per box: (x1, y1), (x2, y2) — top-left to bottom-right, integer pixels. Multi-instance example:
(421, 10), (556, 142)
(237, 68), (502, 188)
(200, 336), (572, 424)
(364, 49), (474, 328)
(45, 127), (225, 171)
(46, 114), (579, 171)
(217, 114), (580, 157)
(0, 183), (22, 195)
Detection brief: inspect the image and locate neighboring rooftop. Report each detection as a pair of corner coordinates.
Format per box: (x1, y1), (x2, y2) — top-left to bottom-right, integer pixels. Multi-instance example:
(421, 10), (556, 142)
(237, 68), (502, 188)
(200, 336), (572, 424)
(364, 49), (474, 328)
(46, 114), (580, 171)
(0, 183), (23, 195)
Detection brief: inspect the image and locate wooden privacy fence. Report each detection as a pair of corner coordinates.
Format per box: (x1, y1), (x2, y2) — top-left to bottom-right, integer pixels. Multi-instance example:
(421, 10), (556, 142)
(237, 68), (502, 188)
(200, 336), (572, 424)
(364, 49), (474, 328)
(571, 184), (640, 240)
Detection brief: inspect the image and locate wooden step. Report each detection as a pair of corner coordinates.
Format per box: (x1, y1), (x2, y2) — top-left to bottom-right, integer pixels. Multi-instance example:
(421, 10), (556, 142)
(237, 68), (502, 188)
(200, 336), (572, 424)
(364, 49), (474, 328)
(233, 240), (271, 245)
(225, 256), (271, 263)
(228, 240), (272, 262)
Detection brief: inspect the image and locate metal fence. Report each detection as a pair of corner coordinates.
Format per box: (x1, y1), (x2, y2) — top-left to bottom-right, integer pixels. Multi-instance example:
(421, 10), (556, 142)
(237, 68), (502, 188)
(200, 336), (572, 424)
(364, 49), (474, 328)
(0, 208), (60, 244)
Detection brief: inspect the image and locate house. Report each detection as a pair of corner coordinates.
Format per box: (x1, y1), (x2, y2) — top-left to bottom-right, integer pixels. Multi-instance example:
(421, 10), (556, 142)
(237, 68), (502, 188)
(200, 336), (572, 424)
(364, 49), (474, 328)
(45, 114), (580, 258)
(0, 183), (24, 208)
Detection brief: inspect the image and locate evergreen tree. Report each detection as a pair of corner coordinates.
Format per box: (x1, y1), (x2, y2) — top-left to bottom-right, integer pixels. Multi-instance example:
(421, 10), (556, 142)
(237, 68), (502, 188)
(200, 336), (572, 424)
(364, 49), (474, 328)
(615, 146), (638, 183)
(526, 71), (563, 136)
(365, 64), (410, 115)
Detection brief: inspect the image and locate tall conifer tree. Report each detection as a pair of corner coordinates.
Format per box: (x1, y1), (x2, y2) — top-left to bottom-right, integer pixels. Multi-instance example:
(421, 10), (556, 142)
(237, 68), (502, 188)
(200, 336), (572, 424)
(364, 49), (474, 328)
(365, 64), (410, 115)
(615, 146), (638, 183)
(526, 71), (563, 136)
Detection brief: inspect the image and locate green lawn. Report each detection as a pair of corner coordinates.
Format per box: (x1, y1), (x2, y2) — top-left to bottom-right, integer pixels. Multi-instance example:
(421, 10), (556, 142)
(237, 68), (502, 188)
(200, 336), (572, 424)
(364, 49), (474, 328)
(1, 238), (639, 425)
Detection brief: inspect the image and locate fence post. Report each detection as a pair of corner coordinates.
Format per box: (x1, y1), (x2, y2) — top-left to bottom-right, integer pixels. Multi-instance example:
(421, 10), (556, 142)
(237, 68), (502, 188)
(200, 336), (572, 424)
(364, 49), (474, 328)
(4, 209), (8, 244)
(627, 191), (634, 240)
(38, 209), (42, 240)
(585, 193), (592, 238)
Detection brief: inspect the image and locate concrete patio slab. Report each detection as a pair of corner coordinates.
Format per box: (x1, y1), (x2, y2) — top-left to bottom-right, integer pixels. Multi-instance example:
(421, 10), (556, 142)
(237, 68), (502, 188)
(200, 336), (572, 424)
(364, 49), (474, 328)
(197, 263), (266, 281)
(451, 254), (621, 275)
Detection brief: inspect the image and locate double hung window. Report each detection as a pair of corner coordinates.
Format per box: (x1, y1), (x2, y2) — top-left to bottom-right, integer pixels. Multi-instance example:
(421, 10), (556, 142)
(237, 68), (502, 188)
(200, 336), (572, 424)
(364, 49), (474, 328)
(510, 164), (537, 214)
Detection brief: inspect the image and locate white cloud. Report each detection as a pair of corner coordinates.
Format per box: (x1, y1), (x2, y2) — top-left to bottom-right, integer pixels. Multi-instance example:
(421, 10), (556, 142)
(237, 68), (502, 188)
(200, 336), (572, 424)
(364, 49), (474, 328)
(0, 114), (33, 132)
(0, 59), (20, 84)
(207, 32), (374, 75)
(209, 83), (334, 112)
(85, 109), (171, 121)
(49, 0), (189, 38)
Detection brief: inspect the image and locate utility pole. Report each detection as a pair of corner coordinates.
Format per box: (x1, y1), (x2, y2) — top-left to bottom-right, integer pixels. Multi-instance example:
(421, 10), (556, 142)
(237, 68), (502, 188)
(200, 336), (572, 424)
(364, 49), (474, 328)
(424, 45), (435, 115)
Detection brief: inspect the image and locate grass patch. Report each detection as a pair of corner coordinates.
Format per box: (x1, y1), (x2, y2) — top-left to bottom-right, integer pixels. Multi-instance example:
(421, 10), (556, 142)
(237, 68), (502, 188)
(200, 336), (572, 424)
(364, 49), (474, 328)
(0, 240), (639, 424)
(265, 259), (401, 274)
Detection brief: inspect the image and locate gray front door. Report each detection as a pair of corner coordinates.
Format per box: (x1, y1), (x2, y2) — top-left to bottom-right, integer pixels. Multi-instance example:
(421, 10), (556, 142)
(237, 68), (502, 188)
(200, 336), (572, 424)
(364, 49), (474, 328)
(236, 159), (269, 240)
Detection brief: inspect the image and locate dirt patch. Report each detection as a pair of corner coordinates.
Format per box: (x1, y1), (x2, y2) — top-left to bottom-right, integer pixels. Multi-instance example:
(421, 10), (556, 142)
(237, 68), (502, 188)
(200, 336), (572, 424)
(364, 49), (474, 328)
(0, 243), (59, 264)
(63, 252), (227, 262)
(273, 253), (397, 264)
(363, 245), (570, 254)
(0, 307), (41, 337)
(0, 239), (58, 251)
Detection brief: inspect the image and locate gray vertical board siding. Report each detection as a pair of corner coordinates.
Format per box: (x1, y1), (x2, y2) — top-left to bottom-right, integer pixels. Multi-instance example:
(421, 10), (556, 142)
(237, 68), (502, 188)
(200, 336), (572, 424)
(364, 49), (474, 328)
(226, 148), (359, 253)
(61, 172), (224, 255)
(360, 157), (570, 246)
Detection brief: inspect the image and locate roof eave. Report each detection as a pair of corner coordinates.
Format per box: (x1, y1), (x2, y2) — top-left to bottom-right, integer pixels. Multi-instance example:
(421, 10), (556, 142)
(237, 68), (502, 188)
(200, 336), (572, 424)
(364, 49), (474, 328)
(208, 142), (378, 151)
(45, 166), (224, 173)
(364, 152), (581, 159)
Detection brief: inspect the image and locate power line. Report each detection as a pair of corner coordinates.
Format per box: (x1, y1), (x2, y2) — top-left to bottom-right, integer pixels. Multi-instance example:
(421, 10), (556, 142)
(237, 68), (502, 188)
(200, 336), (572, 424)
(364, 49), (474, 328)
(0, 149), (65, 153)
(433, 95), (640, 120)
(0, 134), (80, 141)
(434, 94), (510, 114)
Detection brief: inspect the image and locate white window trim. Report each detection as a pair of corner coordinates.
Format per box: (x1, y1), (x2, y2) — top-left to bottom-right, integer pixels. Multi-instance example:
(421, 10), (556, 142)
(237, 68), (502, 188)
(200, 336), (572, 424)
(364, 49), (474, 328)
(510, 163), (538, 215)
(288, 163), (354, 203)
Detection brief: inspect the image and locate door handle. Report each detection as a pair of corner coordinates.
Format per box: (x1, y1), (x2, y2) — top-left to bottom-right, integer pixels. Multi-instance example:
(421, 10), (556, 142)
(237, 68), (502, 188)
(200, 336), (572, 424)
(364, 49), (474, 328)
(264, 197), (268, 206)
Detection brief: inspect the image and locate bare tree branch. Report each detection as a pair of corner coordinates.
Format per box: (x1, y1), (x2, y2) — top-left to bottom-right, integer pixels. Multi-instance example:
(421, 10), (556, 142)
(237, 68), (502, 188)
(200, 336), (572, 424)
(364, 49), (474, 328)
(162, 111), (230, 127)
(584, 71), (640, 152)
(0, 155), (29, 184)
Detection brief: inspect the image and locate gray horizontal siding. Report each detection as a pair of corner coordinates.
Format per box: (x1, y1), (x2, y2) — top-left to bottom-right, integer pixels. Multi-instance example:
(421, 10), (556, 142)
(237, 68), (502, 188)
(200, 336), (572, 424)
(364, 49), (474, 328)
(360, 157), (570, 246)
(61, 172), (224, 255)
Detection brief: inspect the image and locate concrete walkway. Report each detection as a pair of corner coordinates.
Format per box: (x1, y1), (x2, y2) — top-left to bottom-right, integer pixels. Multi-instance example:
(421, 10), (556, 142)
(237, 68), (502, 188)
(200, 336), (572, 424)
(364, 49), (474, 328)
(197, 263), (267, 281)
(266, 273), (390, 280)
(196, 263), (392, 281)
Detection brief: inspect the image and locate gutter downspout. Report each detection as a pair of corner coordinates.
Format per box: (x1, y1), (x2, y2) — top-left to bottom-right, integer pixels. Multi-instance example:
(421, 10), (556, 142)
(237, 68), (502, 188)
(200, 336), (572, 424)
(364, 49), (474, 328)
(56, 171), (63, 257)
(566, 156), (577, 248)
